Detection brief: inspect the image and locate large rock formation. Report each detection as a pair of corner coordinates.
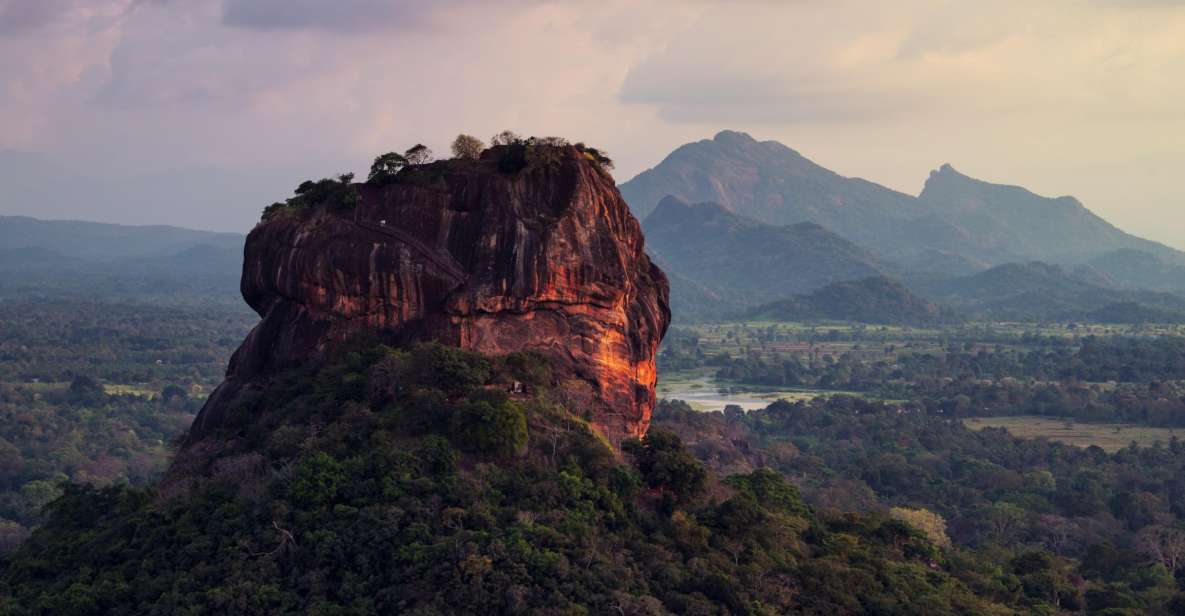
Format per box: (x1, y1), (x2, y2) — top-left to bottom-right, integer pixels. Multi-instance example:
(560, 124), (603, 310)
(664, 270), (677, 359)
(182, 145), (669, 456)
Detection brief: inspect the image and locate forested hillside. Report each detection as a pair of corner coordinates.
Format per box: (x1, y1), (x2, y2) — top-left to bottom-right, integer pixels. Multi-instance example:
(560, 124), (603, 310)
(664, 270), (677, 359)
(0, 344), (1023, 614)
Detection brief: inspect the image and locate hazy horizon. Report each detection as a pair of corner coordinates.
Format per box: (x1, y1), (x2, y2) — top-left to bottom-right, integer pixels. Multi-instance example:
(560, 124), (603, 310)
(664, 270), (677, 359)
(1, 1), (1183, 247)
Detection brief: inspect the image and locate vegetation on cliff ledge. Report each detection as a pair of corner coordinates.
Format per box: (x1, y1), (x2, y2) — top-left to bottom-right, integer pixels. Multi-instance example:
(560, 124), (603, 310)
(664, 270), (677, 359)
(261, 132), (614, 222)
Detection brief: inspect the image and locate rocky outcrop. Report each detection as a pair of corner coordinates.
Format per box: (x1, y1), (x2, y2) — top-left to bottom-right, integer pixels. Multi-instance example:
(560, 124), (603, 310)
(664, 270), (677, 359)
(183, 145), (669, 452)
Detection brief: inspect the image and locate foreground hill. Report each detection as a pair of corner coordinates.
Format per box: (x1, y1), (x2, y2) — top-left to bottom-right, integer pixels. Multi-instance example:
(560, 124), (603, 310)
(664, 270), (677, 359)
(751, 276), (956, 326)
(913, 261), (1185, 322)
(642, 196), (887, 318)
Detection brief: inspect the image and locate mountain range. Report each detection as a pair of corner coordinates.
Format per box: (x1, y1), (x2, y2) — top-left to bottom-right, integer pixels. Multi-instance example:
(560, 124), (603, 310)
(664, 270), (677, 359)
(621, 131), (1181, 264)
(0, 215), (245, 303)
(5, 132), (1184, 324)
(622, 131), (1185, 322)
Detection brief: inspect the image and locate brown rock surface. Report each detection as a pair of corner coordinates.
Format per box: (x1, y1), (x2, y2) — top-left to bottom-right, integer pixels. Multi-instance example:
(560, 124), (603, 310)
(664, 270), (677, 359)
(183, 145), (669, 453)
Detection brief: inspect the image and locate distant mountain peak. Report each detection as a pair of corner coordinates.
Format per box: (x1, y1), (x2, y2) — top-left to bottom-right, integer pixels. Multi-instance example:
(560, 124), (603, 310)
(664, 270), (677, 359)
(622, 132), (1182, 270)
(924, 163), (980, 190)
(712, 129), (758, 144)
(932, 163), (961, 177)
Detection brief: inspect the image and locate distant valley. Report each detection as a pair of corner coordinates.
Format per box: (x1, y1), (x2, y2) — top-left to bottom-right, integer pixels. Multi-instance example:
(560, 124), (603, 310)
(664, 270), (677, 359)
(0, 215), (245, 304)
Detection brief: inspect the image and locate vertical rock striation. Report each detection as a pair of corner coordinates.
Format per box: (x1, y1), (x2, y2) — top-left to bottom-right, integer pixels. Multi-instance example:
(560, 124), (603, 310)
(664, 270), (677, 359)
(183, 145), (669, 454)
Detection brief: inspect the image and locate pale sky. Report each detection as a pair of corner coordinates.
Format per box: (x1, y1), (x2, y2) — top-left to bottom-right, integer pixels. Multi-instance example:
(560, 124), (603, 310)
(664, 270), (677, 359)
(1, 0), (1183, 247)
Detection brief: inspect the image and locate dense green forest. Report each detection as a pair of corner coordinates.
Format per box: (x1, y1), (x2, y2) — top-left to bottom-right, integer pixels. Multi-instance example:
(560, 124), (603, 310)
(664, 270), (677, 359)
(3, 343), (1033, 615)
(661, 324), (1185, 426)
(0, 299), (254, 551)
(654, 397), (1185, 614)
(5, 246), (1185, 612)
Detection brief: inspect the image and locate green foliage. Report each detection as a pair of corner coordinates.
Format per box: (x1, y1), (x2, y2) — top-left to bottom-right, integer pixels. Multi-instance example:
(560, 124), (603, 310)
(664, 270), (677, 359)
(575, 142), (613, 170)
(366, 151), (407, 184)
(67, 375), (103, 404)
(725, 467), (809, 515)
(1, 345), (1020, 615)
(655, 394), (1185, 614)
(0, 300), (252, 546)
(290, 452), (346, 507)
(625, 429), (706, 502)
(371, 343), (491, 401)
(497, 350), (553, 388)
(448, 396), (527, 457)
(664, 322), (1185, 426)
(262, 174), (360, 220)
(495, 142), (528, 174)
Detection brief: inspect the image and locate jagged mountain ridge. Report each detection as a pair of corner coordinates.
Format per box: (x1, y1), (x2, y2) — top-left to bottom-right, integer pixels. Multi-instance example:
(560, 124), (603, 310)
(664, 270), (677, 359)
(621, 131), (1004, 266)
(919, 164), (1179, 263)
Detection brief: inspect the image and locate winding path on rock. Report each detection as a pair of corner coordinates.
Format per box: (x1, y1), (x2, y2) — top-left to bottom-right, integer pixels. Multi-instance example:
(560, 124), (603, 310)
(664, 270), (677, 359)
(353, 217), (469, 285)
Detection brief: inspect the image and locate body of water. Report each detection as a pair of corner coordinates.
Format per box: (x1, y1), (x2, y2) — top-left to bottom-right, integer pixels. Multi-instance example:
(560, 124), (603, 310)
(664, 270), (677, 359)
(657, 370), (844, 413)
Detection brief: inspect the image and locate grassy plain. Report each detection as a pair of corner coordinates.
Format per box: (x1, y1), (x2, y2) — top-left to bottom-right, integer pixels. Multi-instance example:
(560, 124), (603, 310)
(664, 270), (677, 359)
(103, 384), (157, 398)
(963, 416), (1181, 452)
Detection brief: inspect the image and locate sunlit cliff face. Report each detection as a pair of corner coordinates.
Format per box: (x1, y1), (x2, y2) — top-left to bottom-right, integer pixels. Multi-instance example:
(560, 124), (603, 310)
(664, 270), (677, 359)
(184, 145), (669, 450)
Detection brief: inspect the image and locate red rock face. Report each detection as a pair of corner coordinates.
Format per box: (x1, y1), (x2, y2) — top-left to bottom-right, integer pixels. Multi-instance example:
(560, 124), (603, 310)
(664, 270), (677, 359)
(186, 146), (669, 447)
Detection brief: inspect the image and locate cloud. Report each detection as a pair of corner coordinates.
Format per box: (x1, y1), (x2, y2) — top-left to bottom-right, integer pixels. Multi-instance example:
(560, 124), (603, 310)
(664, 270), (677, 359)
(0, 0), (69, 33)
(0, 0), (143, 35)
(618, 1), (1185, 125)
(619, 3), (924, 124)
(220, 0), (530, 33)
(0, 0), (1182, 245)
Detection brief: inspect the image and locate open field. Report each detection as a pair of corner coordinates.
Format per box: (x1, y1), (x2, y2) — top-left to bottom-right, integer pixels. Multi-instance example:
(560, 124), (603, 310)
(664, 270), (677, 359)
(103, 384), (157, 398)
(963, 416), (1181, 452)
(2, 382), (159, 398)
(6, 381), (69, 393)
